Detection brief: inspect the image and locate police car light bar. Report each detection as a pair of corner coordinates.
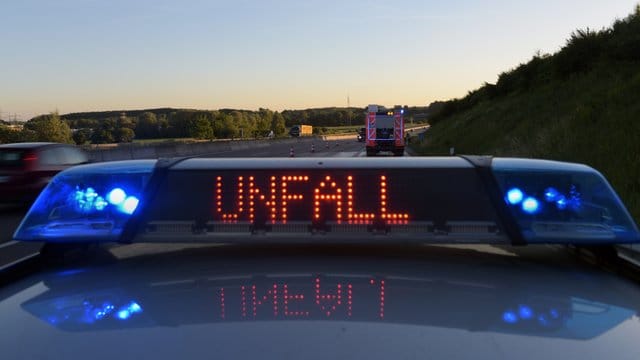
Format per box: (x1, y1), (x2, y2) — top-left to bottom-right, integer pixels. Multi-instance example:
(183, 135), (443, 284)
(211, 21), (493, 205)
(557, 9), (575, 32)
(14, 160), (155, 242)
(13, 157), (640, 245)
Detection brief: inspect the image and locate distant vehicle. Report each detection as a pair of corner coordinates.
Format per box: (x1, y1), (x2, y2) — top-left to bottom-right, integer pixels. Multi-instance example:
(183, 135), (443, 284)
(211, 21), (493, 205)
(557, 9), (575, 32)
(365, 105), (405, 156)
(357, 127), (365, 142)
(289, 125), (313, 137)
(0, 142), (89, 204)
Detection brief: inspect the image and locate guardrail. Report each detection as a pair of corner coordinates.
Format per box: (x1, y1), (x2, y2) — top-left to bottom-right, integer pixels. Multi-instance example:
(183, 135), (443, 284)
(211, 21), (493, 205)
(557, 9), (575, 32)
(406, 125), (430, 132)
(84, 125), (431, 162)
(320, 125), (430, 141)
(85, 137), (322, 162)
(321, 134), (357, 141)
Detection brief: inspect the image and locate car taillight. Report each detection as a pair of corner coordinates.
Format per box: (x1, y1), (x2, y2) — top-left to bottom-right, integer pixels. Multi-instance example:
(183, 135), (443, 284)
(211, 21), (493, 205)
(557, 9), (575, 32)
(22, 152), (38, 170)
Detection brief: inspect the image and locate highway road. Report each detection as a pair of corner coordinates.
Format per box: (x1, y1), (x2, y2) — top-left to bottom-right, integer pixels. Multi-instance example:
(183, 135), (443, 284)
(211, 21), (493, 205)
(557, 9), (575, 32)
(0, 137), (377, 269)
(200, 137), (367, 158)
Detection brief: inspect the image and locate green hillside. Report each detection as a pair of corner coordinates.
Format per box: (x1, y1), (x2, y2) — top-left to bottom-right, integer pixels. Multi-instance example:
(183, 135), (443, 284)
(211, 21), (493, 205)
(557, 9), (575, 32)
(414, 6), (640, 221)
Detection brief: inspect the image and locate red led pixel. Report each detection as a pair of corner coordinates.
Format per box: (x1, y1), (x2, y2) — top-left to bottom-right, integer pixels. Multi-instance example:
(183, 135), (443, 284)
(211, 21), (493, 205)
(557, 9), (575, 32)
(219, 288), (226, 319)
(280, 175), (309, 224)
(378, 175), (409, 224)
(252, 285), (257, 317)
(214, 173), (409, 224)
(241, 286), (247, 318)
(314, 277), (351, 317)
(346, 178), (375, 223)
(379, 280), (385, 319)
(283, 284), (310, 317)
(240, 284), (279, 318)
(221, 276), (392, 320)
(313, 176), (343, 222)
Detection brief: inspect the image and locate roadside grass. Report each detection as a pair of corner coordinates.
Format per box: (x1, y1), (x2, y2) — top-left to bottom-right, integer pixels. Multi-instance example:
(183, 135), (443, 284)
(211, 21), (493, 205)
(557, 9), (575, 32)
(413, 64), (640, 222)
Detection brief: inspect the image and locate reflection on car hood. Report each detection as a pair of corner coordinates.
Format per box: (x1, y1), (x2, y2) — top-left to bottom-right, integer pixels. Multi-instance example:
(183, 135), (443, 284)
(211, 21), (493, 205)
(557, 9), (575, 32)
(1, 245), (640, 359)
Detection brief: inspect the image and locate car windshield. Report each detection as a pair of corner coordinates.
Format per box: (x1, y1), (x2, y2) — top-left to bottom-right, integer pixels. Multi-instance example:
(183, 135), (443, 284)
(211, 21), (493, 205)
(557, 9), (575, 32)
(2, 1), (640, 359)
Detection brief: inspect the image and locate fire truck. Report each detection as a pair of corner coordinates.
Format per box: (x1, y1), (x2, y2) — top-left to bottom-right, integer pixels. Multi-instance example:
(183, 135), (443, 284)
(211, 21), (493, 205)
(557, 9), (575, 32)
(365, 105), (404, 156)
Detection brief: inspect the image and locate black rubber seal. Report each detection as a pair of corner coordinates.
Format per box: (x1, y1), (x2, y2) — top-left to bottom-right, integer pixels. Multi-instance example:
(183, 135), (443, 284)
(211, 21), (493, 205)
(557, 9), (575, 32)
(459, 155), (527, 246)
(118, 157), (191, 243)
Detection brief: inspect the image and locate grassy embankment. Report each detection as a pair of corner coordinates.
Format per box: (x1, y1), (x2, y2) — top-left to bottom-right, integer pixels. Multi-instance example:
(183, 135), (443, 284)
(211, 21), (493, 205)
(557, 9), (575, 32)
(413, 6), (640, 221)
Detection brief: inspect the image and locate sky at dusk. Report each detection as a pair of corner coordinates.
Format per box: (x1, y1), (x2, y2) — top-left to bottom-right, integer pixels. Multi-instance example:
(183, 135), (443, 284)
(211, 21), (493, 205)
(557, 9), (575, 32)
(1, 0), (638, 120)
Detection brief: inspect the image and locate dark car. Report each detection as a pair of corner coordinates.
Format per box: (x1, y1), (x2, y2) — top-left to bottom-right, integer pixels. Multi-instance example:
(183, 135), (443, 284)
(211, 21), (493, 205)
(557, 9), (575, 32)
(3, 157), (640, 359)
(0, 142), (89, 204)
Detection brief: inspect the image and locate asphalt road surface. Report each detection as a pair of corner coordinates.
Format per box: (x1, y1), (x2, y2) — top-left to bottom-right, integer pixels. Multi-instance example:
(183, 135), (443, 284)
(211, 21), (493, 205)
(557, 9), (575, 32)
(0, 137), (381, 268)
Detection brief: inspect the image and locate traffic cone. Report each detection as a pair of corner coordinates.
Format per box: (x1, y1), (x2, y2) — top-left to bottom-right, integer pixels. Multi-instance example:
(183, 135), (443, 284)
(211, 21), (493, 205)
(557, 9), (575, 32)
(290, 147), (295, 157)
(311, 144), (315, 153)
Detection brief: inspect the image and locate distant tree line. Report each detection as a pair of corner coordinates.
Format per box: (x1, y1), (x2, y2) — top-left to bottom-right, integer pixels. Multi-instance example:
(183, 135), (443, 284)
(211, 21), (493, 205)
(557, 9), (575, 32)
(0, 113), (74, 144)
(1, 105), (432, 145)
(281, 108), (364, 128)
(280, 106), (432, 134)
(61, 108), (288, 144)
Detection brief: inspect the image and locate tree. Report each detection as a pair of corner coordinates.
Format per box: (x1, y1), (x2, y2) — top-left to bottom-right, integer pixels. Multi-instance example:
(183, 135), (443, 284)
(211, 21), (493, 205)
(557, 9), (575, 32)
(0, 125), (18, 144)
(187, 114), (213, 139)
(72, 128), (92, 145)
(214, 114), (238, 139)
(19, 129), (38, 142)
(136, 112), (159, 138)
(75, 118), (99, 128)
(157, 115), (169, 137)
(91, 129), (114, 144)
(91, 118), (117, 144)
(271, 112), (286, 136)
(23, 112), (73, 143)
(118, 115), (135, 130)
(258, 108), (274, 136)
(116, 127), (135, 142)
(230, 111), (249, 138)
(167, 111), (189, 138)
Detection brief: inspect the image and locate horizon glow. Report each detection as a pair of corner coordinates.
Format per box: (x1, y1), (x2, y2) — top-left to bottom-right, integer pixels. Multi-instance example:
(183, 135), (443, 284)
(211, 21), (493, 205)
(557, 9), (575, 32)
(0, 0), (638, 120)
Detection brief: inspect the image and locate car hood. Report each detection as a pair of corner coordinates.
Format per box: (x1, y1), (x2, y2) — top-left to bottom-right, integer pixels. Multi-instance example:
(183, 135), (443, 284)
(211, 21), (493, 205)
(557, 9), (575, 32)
(1, 244), (640, 359)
